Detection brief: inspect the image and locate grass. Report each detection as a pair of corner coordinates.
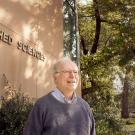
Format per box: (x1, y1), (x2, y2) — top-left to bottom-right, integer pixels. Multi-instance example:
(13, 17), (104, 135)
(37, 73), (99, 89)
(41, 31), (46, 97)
(123, 118), (135, 134)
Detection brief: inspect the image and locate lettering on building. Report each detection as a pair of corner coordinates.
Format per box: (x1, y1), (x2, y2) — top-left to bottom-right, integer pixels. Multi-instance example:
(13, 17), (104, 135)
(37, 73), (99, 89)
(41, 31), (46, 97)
(17, 41), (45, 61)
(0, 30), (45, 61)
(0, 31), (12, 45)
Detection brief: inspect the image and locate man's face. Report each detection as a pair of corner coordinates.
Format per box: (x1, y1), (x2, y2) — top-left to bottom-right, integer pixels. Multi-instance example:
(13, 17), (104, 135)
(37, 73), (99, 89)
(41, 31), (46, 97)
(54, 61), (79, 93)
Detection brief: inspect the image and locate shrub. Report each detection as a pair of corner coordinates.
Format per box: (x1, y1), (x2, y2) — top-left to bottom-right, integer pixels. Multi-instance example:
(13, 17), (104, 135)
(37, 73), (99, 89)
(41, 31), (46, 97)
(0, 84), (33, 135)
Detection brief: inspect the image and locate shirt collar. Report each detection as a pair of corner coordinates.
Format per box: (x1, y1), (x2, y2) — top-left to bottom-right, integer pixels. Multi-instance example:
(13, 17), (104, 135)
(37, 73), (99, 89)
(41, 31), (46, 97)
(52, 88), (77, 104)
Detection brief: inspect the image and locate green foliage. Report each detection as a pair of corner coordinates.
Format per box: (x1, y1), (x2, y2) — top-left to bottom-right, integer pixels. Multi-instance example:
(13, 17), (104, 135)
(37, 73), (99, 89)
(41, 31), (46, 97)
(0, 87), (33, 135)
(81, 54), (126, 134)
(79, 0), (135, 134)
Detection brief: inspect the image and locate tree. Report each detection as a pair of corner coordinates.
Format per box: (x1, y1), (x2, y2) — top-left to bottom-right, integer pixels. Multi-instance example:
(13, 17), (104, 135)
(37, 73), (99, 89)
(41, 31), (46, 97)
(78, 0), (135, 134)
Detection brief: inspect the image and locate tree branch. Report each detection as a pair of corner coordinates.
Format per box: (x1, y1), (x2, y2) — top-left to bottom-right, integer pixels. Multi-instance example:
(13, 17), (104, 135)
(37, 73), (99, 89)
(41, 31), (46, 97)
(80, 36), (88, 55)
(91, 0), (101, 54)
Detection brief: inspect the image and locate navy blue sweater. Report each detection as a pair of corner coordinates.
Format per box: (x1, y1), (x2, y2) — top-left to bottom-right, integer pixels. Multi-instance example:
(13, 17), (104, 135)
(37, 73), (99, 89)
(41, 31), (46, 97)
(23, 92), (96, 135)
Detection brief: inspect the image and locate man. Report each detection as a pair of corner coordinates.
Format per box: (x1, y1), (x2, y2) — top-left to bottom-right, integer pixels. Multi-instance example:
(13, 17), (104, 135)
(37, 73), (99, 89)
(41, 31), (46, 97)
(23, 57), (96, 135)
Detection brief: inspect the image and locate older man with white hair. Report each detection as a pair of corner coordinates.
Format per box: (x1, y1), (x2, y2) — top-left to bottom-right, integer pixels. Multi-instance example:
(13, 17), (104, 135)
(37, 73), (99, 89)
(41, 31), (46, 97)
(23, 57), (96, 135)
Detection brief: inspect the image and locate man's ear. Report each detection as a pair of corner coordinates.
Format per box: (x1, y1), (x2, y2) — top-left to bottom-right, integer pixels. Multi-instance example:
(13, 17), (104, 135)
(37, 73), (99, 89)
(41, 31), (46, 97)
(53, 74), (58, 82)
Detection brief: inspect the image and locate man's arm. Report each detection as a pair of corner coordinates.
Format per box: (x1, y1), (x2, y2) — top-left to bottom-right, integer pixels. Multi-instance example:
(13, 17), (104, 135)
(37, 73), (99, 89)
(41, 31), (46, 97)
(89, 109), (96, 135)
(23, 101), (44, 135)
(79, 97), (96, 135)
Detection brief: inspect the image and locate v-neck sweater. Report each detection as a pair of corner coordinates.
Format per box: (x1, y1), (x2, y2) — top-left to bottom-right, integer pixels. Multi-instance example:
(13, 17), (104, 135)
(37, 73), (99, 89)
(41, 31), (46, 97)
(23, 92), (96, 135)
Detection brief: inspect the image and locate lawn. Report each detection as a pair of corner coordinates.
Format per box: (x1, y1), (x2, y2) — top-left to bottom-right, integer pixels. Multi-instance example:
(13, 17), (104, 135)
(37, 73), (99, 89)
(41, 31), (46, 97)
(123, 118), (135, 134)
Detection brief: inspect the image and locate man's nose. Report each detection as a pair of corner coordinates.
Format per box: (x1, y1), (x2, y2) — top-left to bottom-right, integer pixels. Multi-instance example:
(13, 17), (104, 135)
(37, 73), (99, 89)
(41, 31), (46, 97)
(69, 71), (76, 78)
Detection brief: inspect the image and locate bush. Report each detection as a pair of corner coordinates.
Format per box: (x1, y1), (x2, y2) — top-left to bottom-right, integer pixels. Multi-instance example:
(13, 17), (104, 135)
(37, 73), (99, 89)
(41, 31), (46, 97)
(0, 85), (33, 135)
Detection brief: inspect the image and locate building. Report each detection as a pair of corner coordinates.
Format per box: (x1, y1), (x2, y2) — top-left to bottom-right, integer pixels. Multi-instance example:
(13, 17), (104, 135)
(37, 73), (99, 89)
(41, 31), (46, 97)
(0, 0), (80, 99)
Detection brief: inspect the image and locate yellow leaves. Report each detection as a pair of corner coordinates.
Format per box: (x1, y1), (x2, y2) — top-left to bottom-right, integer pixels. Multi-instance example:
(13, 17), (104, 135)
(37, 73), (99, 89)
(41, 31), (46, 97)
(1, 83), (17, 101)
(107, 11), (122, 21)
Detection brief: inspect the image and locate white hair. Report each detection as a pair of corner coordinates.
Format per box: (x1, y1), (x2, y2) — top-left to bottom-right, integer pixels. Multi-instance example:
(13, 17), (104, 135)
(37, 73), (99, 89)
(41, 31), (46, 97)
(53, 57), (77, 74)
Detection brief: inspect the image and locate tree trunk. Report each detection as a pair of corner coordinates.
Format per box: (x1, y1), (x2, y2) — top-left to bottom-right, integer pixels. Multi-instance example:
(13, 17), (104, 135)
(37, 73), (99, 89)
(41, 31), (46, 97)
(121, 74), (129, 118)
(91, 0), (101, 54)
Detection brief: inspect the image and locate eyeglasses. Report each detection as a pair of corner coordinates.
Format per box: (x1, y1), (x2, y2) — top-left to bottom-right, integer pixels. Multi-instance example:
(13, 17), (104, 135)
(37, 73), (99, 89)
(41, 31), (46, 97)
(55, 70), (79, 75)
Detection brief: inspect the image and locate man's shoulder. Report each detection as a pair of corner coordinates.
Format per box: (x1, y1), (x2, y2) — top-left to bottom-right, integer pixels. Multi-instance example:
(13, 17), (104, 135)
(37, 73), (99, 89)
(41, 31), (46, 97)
(77, 96), (89, 104)
(77, 96), (90, 109)
(35, 92), (53, 106)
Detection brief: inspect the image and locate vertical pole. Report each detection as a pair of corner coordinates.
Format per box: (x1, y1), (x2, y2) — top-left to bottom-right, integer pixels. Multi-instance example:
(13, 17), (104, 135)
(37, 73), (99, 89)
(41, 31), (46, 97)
(74, 0), (80, 69)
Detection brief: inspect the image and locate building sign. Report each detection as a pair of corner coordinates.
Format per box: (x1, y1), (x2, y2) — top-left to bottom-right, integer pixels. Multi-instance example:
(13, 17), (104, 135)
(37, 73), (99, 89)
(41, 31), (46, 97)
(17, 41), (45, 61)
(0, 31), (12, 45)
(0, 30), (45, 61)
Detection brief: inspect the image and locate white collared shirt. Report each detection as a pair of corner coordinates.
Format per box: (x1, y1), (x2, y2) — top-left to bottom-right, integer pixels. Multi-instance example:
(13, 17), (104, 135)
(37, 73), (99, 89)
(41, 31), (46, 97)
(51, 88), (77, 104)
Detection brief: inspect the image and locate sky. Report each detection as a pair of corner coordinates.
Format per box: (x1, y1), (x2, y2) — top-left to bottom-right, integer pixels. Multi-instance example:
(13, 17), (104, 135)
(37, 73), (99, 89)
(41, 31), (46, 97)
(79, 0), (91, 5)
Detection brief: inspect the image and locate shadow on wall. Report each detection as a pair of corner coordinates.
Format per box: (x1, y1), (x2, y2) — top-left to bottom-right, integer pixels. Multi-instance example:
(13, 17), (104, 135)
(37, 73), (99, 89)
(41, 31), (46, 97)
(0, 0), (63, 98)
(0, 74), (8, 91)
(0, 0), (63, 53)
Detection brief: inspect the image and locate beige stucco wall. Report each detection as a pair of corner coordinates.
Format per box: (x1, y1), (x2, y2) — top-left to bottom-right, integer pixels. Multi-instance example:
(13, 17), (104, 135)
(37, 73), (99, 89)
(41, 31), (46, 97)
(0, 0), (64, 99)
